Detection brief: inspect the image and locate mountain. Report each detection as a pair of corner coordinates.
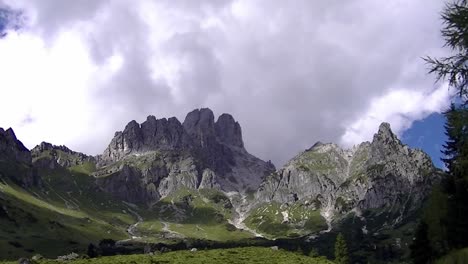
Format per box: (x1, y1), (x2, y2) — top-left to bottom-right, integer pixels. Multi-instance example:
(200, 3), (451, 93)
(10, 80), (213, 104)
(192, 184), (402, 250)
(243, 123), (442, 261)
(0, 109), (443, 262)
(94, 108), (275, 204)
(0, 128), (38, 187)
(250, 123), (439, 236)
(32, 142), (96, 171)
(0, 132), (133, 259)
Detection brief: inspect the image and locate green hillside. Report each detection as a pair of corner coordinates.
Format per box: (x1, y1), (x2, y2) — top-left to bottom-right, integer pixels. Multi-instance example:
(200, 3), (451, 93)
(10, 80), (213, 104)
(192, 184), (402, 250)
(0, 167), (132, 259)
(436, 248), (468, 264)
(0, 247), (333, 264)
(0, 165), (258, 260)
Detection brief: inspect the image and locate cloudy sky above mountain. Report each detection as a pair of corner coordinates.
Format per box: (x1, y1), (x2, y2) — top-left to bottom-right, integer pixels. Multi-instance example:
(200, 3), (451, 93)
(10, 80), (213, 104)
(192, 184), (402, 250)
(0, 0), (453, 166)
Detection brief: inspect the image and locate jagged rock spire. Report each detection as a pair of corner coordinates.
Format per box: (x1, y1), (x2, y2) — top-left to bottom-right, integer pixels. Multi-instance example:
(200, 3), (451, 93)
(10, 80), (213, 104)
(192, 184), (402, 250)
(0, 127), (38, 187)
(373, 122), (399, 144)
(215, 113), (244, 148)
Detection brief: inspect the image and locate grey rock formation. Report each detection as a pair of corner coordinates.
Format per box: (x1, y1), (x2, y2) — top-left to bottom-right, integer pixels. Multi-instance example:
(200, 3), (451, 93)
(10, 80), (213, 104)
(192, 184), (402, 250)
(96, 164), (152, 203)
(0, 128), (38, 187)
(215, 114), (244, 148)
(100, 116), (192, 164)
(31, 141), (95, 169)
(255, 122), (441, 228)
(95, 108), (275, 204)
(183, 108), (217, 149)
(0, 128), (30, 164)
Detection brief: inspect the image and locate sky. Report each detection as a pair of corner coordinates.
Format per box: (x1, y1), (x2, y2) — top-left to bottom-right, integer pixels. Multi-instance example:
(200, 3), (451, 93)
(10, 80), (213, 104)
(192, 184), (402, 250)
(402, 113), (446, 169)
(0, 0), (456, 167)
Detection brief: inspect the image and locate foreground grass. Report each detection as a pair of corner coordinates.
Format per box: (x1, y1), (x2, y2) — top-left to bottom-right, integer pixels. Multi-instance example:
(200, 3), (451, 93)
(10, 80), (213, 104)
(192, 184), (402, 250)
(436, 248), (468, 264)
(0, 247), (333, 264)
(0, 172), (130, 259)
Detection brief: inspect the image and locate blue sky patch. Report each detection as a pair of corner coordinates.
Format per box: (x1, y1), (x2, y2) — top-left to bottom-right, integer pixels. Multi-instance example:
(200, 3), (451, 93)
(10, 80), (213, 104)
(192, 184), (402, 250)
(401, 113), (446, 169)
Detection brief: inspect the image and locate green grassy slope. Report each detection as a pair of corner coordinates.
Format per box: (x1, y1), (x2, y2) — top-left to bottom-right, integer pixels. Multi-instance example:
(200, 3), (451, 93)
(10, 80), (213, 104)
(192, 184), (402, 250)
(436, 248), (468, 264)
(0, 161), (262, 261)
(0, 166), (134, 260)
(244, 201), (327, 238)
(0, 247), (333, 264)
(136, 188), (254, 242)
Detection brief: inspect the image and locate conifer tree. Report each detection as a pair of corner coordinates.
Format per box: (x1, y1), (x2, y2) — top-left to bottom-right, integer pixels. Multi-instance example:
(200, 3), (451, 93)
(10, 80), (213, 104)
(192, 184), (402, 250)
(425, 0), (468, 103)
(334, 233), (349, 264)
(441, 104), (468, 248)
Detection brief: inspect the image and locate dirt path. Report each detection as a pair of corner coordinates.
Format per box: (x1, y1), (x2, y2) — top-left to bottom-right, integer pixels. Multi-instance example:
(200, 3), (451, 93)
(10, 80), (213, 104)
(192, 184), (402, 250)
(126, 208), (143, 239)
(161, 221), (185, 239)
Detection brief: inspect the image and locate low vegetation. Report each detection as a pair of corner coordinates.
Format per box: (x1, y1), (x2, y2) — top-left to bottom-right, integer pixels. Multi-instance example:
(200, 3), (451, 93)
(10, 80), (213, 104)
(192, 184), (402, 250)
(0, 168), (132, 259)
(245, 201), (327, 238)
(436, 248), (468, 264)
(0, 247), (333, 264)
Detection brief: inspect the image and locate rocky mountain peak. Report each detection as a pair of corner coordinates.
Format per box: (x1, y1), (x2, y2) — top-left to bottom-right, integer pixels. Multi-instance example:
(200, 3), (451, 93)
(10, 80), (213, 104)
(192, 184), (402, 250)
(146, 115), (157, 123)
(309, 141), (324, 149)
(183, 108), (216, 148)
(125, 120), (140, 130)
(32, 141), (74, 153)
(0, 128), (29, 162)
(101, 116), (191, 163)
(256, 122), (440, 237)
(0, 127), (37, 187)
(215, 113), (244, 148)
(123, 120), (143, 144)
(373, 122), (399, 144)
(31, 142), (95, 170)
(0, 127), (28, 153)
(183, 108), (215, 129)
(96, 108), (275, 201)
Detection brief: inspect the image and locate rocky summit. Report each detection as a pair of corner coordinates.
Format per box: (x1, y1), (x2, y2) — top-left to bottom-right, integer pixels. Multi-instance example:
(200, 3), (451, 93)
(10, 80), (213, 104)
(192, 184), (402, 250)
(0, 109), (444, 262)
(252, 123), (441, 237)
(95, 108), (275, 204)
(0, 128), (38, 187)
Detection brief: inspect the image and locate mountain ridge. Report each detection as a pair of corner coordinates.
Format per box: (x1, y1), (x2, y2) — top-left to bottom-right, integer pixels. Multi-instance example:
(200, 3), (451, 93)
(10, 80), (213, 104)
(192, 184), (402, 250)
(0, 108), (443, 262)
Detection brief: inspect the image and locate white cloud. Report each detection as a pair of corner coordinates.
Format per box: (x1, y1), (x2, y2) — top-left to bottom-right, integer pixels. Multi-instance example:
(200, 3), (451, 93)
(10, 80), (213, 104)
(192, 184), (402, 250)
(0, 30), (94, 145)
(0, 0), (453, 166)
(341, 83), (452, 147)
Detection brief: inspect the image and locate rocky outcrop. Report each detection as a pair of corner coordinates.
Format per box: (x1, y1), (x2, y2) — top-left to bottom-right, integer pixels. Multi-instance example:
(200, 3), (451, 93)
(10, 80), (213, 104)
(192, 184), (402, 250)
(99, 116), (192, 164)
(255, 123), (441, 230)
(183, 108), (217, 149)
(215, 114), (244, 148)
(0, 128), (38, 187)
(95, 108), (275, 204)
(31, 142), (96, 170)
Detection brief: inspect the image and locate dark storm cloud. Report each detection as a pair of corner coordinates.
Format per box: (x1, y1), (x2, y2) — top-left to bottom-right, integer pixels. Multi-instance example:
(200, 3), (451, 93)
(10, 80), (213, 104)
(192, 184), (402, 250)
(3, 0), (449, 166)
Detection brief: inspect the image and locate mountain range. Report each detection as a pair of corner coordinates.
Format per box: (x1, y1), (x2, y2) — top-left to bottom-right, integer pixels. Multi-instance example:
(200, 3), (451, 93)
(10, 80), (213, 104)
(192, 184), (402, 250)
(0, 108), (442, 262)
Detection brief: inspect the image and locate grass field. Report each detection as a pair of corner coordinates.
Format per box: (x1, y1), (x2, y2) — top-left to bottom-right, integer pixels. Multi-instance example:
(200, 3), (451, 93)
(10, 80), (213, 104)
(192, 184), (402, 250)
(0, 247), (333, 264)
(244, 201), (327, 238)
(0, 173), (130, 259)
(436, 248), (468, 264)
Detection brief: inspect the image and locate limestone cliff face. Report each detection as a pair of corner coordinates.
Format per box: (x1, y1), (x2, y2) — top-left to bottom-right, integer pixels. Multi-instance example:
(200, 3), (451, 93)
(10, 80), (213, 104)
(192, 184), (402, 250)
(0, 128), (38, 187)
(95, 108), (275, 204)
(255, 123), (441, 228)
